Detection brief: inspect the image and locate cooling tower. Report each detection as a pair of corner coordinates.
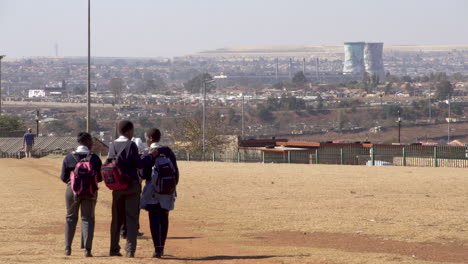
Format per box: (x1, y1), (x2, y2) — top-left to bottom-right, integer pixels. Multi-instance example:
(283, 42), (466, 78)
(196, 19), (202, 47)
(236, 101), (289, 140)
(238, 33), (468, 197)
(364, 42), (385, 81)
(343, 42), (365, 75)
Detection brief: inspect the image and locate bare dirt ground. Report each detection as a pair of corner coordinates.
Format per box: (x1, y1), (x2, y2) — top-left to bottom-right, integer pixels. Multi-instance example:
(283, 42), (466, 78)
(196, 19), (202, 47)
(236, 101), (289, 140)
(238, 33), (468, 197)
(0, 159), (466, 264)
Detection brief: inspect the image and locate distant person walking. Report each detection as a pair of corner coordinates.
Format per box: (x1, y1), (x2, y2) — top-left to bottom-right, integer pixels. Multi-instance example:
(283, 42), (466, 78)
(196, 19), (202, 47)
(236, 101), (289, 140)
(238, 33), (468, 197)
(108, 120), (156, 258)
(140, 128), (179, 258)
(60, 132), (102, 257)
(23, 128), (35, 158)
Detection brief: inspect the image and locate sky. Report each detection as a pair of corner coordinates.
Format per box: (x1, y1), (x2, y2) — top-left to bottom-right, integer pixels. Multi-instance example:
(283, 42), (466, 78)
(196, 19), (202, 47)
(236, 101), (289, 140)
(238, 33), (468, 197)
(1, 0), (468, 58)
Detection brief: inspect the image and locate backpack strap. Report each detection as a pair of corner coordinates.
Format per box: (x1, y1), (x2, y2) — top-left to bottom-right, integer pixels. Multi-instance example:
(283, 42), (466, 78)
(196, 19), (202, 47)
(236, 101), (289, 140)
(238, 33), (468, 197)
(113, 141), (132, 160)
(72, 151), (93, 165)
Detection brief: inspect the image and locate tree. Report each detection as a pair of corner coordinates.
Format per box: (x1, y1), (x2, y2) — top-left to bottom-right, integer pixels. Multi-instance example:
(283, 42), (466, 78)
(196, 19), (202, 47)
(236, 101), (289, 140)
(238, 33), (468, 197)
(172, 113), (227, 153)
(184, 73), (215, 94)
(0, 115), (25, 134)
(435, 80), (453, 100)
(257, 106), (275, 122)
(292, 71), (308, 88)
(109, 78), (125, 105)
(337, 110), (346, 130)
(452, 72), (465, 82)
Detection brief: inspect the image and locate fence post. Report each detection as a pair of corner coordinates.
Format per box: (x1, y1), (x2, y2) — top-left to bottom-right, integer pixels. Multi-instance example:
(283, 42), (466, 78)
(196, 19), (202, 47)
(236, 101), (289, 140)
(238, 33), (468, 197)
(402, 147), (406, 166)
(340, 148), (344, 165)
(371, 147), (375, 166)
(262, 151), (265, 163)
(315, 149), (319, 164)
(434, 147), (438, 167)
(237, 152), (240, 163)
(187, 152), (190, 162)
(212, 152), (215, 162)
(287, 151), (291, 164)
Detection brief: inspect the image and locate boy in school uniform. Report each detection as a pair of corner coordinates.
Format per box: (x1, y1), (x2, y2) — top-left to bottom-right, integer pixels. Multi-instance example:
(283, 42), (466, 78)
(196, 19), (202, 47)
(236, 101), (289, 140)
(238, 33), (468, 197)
(108, 120), (156, 258)
(60, 132), (102, 257)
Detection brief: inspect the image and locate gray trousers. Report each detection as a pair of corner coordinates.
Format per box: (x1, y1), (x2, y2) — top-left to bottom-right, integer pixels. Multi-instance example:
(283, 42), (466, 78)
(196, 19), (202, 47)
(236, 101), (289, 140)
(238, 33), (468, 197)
(110, 182), (141, 254)
(65, 184), (97, 250)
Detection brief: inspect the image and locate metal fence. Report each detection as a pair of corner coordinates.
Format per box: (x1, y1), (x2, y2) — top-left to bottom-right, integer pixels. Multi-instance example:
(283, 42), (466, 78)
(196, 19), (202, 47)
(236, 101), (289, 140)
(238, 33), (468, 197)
(2, 145), (468, 168)
(174, 145), (468, 168)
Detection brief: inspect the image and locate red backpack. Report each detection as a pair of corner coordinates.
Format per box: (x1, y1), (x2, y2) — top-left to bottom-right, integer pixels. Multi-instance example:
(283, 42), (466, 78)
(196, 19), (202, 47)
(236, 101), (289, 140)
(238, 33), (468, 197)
(70, 153), (98, 197)
(101, 141), (131, 191)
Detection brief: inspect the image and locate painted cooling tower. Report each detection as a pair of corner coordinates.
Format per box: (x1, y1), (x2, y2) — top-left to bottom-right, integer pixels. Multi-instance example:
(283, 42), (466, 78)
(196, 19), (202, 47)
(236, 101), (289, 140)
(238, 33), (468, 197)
(364, 42), (385, 81)
(343, 42), (365, 75)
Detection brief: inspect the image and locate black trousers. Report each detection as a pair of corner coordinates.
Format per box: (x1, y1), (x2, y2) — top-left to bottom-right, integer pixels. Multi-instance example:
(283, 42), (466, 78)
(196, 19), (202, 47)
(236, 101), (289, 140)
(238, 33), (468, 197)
(65, 184), (97, 251)
(147, 203), (169, 253)
(110, 182), (141, 254)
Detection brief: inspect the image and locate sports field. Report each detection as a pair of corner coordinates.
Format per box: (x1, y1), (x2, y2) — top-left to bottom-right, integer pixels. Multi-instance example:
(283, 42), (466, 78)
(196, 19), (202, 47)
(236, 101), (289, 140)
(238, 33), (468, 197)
(0, 159), (466, 264)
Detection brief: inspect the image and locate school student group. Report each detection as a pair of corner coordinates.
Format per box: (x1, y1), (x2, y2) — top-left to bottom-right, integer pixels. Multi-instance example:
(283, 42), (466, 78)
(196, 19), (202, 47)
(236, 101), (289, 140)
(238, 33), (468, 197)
(60, 120), (179, 258)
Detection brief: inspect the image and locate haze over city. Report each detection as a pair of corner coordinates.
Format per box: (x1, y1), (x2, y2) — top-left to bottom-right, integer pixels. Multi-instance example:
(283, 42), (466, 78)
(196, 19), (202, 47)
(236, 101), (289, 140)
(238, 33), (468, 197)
(2, 0), (468, 58)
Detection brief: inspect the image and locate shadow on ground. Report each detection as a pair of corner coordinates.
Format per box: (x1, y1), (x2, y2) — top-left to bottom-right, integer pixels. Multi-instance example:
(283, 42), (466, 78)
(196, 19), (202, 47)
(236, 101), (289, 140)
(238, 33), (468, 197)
(164, 254), (305, 261)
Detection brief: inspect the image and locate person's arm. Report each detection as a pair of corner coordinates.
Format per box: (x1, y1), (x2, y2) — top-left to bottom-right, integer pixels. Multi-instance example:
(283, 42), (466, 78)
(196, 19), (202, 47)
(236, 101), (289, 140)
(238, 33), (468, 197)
(60, 155), (71, 183)
(32, 135), (34, 146)
(168, 149), (179, 184)
(129, 143), (154, 169)
(92, 154), (103, 182)
(23, 135), (25, 148)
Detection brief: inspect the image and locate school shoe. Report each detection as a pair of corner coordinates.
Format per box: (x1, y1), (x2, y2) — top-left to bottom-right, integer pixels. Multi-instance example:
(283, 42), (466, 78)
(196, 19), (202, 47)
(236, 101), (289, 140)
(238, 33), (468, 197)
(64, 247), (71, 256)
(126, 251), (135, 258)
(109, 251), (123, 257)
(137, 231), (144, 237)
(153, 248), (164, 258)
(84, 250), (93, 257)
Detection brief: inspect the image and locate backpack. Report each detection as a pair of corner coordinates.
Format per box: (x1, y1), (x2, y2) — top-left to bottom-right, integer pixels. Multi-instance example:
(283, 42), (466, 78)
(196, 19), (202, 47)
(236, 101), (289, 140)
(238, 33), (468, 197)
(152, 151), (177, 195)
(70, 153), (98, 197)
(101, 141), (131, 191)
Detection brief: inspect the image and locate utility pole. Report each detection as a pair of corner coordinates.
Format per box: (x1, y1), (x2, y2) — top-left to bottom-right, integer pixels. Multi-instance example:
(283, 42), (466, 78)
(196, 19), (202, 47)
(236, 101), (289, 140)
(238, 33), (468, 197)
(289, 58), (292, 79)
(302, 57), (306, 74)
(86, 0), (91, 133)
(428, 85), (432, 122)
(316, 57), (320, 82)
(275, 58), (278, 81)
(0, 55), (5, 116)
(397, 110), (401, 143)
(35, 109), (40, 136)
(447, 99), (451, 143)
(241, 93), (245, 138)
(202, 79), (215, 160)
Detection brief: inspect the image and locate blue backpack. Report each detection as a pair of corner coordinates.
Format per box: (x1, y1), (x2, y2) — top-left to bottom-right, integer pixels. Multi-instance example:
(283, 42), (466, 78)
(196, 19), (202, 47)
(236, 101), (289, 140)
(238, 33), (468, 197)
(151, 152), (177, 195)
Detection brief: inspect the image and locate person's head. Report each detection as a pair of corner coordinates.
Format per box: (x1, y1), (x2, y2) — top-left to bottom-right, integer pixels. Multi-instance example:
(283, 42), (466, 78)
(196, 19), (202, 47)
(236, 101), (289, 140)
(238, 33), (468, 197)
(77, 132), (93, 150)
(27, 128), (32, 133)
(118, 120), (134, 139)
(145, 127), (161, 147)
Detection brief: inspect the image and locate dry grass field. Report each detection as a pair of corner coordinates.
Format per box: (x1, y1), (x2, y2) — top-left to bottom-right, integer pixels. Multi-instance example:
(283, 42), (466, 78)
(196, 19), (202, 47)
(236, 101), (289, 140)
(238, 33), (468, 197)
(0, 159), (466, 264)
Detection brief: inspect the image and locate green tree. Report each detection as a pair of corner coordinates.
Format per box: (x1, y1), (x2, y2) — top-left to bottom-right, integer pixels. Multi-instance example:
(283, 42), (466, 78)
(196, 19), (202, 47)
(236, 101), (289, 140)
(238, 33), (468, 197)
(184, 73), (215, 94)
(257, 106), (275, 122)
(292, 71), (308, 88)
(0, 115), (25, 133)
(435, 80), (453, 100)
(452, 72), (465, 82)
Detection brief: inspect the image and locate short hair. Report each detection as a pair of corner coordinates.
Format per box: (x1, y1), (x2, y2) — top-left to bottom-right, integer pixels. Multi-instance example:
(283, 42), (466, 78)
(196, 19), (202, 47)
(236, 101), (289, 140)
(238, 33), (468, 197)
(27, 128), (32, 132)
(146, 127), (161, 142)
(118, 120), (134, 134)
(77, 132), (92, 145)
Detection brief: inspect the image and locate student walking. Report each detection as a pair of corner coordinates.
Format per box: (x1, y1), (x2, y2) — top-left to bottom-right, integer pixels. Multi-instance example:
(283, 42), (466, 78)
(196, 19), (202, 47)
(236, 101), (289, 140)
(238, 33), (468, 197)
(60, 132), (102, 257)
(23, 128), (35, 158)
(108, 120), (155, 258)
(140, 128), (179, 258)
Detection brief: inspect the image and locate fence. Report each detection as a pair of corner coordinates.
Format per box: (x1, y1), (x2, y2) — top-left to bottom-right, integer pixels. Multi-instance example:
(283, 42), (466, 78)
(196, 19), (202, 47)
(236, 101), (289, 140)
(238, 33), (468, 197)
(2, 145), (468, 168)
(174, 145), (468, 168)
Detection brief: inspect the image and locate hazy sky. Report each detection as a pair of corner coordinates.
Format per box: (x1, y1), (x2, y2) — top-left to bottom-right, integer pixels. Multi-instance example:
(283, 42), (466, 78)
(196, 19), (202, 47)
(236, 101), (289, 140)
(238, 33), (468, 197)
(1, 0), (468, 58)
